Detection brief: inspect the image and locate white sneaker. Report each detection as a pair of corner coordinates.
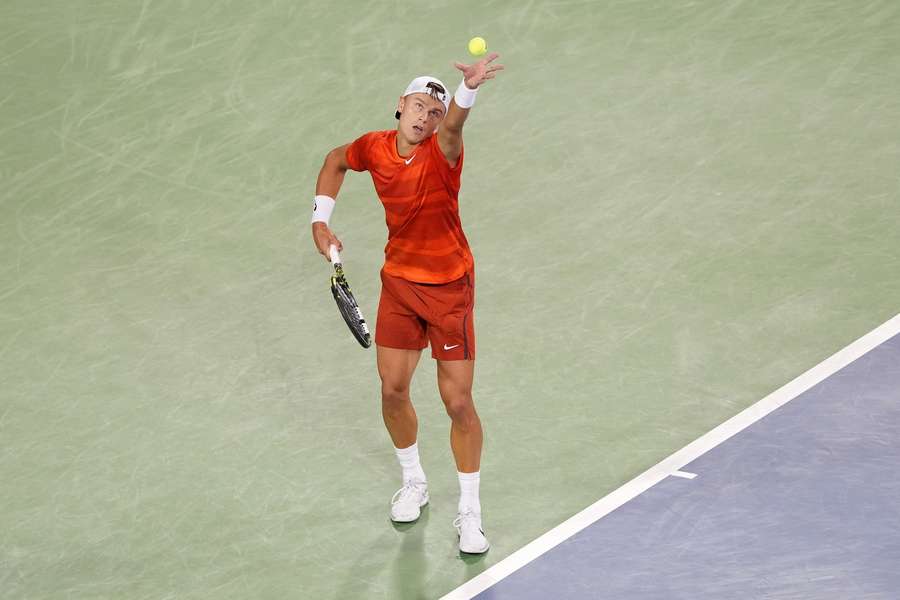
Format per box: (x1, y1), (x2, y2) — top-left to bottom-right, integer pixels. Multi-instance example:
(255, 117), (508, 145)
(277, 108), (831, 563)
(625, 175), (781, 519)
(454, 510), (490, 554)
(390, 480), (428, 522)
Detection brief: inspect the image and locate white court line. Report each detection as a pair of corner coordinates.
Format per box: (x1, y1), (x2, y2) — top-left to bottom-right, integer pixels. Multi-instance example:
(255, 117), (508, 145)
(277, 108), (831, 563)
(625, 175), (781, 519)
(671, 470), (698, 479)
(441, 313), (900, 600)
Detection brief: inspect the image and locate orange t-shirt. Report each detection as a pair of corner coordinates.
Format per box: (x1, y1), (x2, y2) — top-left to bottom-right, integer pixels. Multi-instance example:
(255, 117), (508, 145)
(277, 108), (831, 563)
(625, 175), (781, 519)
(345, 130), (474, 284)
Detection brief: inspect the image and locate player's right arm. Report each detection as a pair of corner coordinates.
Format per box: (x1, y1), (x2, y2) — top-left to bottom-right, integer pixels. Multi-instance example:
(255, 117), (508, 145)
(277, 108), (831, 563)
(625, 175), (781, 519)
(311, 143), (352, 261)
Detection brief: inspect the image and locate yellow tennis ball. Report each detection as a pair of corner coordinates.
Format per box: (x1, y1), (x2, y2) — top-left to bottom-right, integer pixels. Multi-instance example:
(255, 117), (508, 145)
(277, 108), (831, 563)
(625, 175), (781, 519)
(468, 37), (487, 57)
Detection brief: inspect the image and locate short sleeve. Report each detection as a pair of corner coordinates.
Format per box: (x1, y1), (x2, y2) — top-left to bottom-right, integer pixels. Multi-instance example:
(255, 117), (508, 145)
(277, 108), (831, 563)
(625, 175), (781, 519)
(429, 133), (463, 173)
(428, 134), (463, 193)
(345, 132), (374, 172)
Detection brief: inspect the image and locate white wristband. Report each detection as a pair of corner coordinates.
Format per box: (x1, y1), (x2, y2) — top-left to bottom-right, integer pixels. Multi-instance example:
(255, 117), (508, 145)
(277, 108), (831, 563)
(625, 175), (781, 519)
(311, 195), (335, 225)
(454, 80), (478, 109)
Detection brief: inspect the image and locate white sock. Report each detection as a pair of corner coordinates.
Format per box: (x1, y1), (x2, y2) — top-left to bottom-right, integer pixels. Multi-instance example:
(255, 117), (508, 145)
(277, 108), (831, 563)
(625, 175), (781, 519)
(394, 442), (427, 484)
(458, 471), (481, 514)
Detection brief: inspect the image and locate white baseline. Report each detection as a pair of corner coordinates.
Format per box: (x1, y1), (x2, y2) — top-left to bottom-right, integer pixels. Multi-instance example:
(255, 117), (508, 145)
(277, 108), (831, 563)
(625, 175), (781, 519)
(441, 312), (900, 600)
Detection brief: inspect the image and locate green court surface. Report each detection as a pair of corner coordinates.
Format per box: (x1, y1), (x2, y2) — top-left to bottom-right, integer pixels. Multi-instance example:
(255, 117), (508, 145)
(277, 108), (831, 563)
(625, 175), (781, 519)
(2, 1), (899, 598)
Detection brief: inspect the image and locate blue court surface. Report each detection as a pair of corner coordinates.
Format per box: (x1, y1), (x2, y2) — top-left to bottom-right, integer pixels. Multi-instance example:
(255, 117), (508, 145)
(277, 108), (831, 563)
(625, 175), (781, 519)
(445, 317), (900, 599)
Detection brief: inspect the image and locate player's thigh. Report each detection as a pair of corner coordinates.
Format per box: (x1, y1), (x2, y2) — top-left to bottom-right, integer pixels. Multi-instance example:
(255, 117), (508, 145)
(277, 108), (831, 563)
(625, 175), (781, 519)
(436, 358), (475, 404)
(377, 345), (423, 394)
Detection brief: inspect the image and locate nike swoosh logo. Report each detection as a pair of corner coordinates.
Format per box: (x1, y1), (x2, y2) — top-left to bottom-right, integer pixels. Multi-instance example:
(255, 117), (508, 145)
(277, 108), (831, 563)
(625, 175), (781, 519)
(443, 344), (460, 350)
(405, 155), (416, 165)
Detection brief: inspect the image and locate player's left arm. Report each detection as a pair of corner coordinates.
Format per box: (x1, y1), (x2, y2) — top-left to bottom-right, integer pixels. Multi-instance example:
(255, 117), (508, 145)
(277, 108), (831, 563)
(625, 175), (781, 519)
(438, 53), (504, 166)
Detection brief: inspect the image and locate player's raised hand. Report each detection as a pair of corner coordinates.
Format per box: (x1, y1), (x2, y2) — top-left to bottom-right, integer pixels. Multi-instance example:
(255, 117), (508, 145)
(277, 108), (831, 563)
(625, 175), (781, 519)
(454, 53), (504, 89)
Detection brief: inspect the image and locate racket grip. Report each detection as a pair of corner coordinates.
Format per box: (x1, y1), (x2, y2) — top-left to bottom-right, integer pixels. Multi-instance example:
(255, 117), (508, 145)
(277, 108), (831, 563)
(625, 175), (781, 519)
(329, 244), (341, 264)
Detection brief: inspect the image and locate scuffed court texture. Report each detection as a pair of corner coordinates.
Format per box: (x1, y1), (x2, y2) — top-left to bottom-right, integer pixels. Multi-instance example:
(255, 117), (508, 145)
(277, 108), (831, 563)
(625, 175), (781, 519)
(2, 1), (899, 598)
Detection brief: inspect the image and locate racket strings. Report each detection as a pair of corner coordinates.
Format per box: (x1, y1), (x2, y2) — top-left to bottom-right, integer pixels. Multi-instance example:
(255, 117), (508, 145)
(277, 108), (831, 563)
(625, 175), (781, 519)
(331, 275), (371, 347)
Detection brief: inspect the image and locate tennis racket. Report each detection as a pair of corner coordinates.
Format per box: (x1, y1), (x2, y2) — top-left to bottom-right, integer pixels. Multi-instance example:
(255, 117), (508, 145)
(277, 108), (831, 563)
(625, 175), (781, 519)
(329, 245), (372, 348)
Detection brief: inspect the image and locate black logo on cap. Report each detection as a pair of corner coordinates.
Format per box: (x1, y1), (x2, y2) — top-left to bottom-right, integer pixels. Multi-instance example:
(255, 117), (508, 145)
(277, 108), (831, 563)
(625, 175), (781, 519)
(425, 81), (447, 102)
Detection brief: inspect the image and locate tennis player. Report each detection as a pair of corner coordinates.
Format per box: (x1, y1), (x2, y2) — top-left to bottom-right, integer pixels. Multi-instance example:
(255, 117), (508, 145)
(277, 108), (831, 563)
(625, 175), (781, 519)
(310, 53), (503, 554)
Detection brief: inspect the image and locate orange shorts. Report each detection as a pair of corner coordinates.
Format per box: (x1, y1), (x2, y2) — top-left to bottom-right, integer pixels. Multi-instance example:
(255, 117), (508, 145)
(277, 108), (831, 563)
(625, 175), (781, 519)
(375, 270), (475, 360)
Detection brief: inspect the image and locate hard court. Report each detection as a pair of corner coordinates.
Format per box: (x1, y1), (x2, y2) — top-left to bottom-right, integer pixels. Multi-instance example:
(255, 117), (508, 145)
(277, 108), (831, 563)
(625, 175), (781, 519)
(2, 1), (899, 599)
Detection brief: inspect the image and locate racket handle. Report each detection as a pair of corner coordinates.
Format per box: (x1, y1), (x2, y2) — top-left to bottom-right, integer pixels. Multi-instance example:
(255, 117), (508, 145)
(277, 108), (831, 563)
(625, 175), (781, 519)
(329, 244), (341, 264)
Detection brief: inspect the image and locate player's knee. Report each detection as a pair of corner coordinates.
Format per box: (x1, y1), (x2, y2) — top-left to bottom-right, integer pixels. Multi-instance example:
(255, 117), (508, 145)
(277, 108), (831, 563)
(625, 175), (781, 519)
(381, 383), (410, 408)
(443, 393), (475, 423)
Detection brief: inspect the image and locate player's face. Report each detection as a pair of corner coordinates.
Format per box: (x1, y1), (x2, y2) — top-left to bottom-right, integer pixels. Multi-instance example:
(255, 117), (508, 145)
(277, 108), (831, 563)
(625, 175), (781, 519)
(398, 93), (445, 143)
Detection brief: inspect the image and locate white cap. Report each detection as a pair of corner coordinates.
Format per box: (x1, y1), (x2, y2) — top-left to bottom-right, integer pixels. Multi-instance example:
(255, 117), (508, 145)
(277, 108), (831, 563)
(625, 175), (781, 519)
(394, 75), (450, 119)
